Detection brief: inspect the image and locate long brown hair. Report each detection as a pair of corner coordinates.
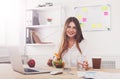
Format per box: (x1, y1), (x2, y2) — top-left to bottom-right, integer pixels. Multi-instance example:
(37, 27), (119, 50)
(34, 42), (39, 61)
(58, 17), (84, 58)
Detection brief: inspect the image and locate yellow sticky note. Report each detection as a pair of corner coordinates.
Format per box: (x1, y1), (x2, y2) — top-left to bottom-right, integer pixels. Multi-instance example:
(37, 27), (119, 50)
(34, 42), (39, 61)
(97, 23), (102, 28)
(101, 6), (108, 11)
(77, 15), (82, 19)
(82, 7), (88, 12)
(91, 24), (96, 28)
(80, 23), (84, 27)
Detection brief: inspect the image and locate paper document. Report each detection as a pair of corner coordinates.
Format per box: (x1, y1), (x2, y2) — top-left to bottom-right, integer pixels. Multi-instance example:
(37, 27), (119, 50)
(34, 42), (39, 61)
(77, 71), (96, 78)
(77, 71), (120, 79)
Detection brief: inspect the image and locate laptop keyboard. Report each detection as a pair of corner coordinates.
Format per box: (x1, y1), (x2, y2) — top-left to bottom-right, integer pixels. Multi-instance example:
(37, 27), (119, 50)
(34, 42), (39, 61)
(24, 68), (39, 72)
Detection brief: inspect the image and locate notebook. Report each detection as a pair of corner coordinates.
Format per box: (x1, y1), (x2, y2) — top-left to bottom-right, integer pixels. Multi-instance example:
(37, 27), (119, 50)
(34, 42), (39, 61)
(9, 47), (51, 75)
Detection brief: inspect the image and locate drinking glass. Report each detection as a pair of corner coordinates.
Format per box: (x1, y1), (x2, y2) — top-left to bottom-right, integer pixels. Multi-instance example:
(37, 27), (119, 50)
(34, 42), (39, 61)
(77, 57), (84, 71)
(62, 59), (71, 74)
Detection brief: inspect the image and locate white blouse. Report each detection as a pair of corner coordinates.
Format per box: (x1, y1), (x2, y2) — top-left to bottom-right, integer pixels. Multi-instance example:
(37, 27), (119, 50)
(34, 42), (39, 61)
(61, 40), (87, 67)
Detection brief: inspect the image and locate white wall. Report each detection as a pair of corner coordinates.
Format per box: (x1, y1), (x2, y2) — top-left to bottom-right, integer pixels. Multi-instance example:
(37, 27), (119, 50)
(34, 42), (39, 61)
(25, 0), (120, 57)
(0, 0), (120, 60)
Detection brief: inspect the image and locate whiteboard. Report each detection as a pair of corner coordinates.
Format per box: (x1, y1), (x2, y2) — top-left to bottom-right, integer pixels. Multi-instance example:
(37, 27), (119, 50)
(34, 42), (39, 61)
(74, 4), (111, 31)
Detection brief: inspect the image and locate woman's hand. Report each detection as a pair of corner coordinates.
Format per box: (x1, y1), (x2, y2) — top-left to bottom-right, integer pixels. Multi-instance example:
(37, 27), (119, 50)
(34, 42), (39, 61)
(83, 61), (89, 70)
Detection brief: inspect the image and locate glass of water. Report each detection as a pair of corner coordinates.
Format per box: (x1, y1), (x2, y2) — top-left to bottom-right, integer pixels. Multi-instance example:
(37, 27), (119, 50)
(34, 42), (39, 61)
(77, 56), (84, 71)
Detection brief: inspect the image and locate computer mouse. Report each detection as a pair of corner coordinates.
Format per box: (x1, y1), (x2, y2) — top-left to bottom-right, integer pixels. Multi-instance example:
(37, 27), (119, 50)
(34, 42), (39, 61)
(50, 71), (63, 75)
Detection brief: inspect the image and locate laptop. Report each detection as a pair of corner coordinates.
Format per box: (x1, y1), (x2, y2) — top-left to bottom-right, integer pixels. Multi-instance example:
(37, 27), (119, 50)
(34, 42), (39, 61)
(9, 47), (51, 75)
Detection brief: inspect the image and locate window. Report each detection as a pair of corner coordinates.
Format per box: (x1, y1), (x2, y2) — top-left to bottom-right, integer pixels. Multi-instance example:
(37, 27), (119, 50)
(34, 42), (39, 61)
(0, 0), (25, 60)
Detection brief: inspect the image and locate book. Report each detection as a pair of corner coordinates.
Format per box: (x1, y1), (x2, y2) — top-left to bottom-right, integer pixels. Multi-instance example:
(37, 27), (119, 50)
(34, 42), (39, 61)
(31, 30), (41, 43)
(26, 29), (31, 43)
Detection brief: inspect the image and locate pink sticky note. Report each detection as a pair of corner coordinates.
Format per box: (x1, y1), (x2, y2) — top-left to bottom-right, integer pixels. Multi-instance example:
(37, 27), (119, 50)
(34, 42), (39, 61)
(104, 12), (108, 16)
(82, 18), (87, 22)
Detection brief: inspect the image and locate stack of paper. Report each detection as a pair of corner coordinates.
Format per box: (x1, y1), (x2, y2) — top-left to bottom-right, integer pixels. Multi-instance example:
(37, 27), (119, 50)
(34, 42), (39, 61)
(77, 71), (120, 79)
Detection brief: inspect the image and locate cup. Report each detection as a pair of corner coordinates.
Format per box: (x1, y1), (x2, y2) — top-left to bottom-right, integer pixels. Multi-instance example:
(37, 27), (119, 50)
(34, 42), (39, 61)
(92, 58), (101, 69)
(77, 57), (84, 71)
(63, 63), (71, 72)
(77, 62), (83, 71)
(62, 61), (71, 73)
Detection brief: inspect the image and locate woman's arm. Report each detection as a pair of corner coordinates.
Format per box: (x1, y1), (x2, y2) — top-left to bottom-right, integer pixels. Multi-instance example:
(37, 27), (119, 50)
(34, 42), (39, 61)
(80, 40), (90, 70)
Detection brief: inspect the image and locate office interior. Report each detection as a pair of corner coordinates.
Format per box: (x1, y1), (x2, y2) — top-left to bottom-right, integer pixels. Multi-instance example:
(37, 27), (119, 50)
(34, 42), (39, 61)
(0, 0), (120, 69)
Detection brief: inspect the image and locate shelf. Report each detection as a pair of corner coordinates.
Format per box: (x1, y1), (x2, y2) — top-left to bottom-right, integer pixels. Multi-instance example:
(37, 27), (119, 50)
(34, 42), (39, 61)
(25, 5), (63, 55)
(26, 42), (55, 46)
(26, 24), (60, 28)
(27, 5), (61, 11)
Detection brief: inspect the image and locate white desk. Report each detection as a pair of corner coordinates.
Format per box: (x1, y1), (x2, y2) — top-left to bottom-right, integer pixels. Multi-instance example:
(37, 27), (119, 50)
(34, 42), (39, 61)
(0, 64), (120, 79)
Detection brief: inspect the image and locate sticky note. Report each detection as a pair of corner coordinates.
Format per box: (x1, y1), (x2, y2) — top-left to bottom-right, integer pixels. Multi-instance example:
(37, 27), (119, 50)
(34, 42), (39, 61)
(77, 15), (82, 19)
(82, 7), (88, 12)
(104, 12), (108, 16)
(82, 18), (87, 22)
(97, 23), (102, 28)
(101, 6), (108, 11)
(91, 24), (96, 28)
(80, 23), (84, 27)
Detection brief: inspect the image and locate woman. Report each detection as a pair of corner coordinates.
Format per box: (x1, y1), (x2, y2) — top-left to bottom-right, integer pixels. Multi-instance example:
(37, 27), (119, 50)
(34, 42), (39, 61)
(59, 17), (88, 69)
(48, 17), (89, 70)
